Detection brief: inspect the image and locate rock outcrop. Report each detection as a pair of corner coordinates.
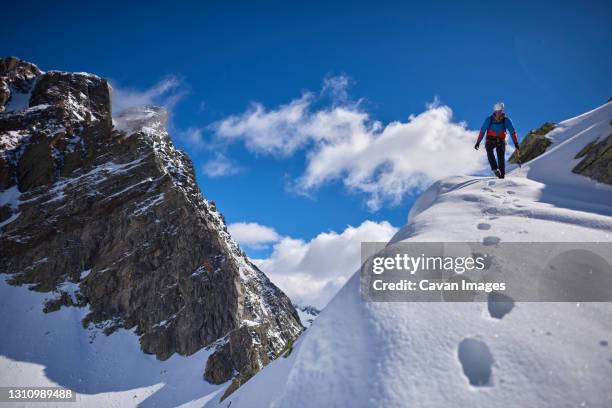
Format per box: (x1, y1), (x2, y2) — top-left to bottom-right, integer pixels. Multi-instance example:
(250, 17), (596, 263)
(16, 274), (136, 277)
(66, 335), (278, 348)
(509, 122), (555, 164)
(572, 133), (612, 184)
(0, 57), (302, 385)
(0, 57), (41, 113)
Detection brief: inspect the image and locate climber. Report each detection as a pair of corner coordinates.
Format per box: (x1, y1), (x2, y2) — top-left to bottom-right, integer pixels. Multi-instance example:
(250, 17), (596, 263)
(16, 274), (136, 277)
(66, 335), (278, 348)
(474, 102), (520, 179)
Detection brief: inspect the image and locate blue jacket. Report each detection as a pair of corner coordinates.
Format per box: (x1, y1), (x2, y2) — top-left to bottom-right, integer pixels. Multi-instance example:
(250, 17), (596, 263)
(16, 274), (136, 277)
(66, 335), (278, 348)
(476, 114), (519, 147)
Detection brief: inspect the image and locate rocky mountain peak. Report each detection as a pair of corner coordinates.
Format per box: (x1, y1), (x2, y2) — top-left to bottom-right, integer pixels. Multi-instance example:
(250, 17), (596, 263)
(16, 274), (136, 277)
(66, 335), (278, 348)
(0, 57), (302, 386)
(31, 70), (111, 125)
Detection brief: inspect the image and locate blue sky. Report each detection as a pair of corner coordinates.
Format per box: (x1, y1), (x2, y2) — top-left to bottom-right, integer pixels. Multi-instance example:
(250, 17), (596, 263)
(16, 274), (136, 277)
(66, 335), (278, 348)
(3, 0), (612, 305)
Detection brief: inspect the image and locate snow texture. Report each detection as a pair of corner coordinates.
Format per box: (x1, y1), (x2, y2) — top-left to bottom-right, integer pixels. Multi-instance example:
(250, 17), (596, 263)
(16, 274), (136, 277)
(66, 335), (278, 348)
(0, 279), (227, 408)
(0, 185), (21, 208)
(3, 89), (31, 113)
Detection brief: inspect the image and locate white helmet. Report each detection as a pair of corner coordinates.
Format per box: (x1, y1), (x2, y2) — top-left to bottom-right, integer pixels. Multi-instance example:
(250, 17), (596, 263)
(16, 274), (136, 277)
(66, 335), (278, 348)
(493, 102), (505, 112)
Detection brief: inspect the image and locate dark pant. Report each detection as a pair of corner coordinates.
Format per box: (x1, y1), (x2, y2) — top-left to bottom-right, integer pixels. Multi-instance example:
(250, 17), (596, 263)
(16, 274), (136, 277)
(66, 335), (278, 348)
(485, 138), (506, 177)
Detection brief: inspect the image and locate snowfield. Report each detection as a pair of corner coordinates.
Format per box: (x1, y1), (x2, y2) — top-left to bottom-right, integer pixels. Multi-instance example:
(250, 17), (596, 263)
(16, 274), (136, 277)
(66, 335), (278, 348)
(0, 279), (227, 407)
(210, 102), (612, 408)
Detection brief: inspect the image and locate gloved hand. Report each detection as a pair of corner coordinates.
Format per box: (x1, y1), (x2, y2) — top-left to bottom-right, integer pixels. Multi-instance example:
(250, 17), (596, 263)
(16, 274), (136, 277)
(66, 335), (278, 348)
(474, 142), (480, 150)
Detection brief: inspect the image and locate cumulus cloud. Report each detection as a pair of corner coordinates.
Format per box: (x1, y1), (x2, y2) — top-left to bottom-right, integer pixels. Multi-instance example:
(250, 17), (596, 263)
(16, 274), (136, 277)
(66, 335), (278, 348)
(228, 222), (280, 249)
(110, 76), (188, 116)
(214, 93), (315, 157)
(253, 220), (398, 308)
(212, 78), (487, 210)
(201, 153), (241, 177)
(298, 101), (486, 210)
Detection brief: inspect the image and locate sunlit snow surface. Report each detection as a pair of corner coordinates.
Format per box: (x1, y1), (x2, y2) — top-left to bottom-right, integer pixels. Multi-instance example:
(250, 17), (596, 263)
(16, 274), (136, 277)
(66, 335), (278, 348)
(0, 279), (226, 407)
(210, 103), (612, 408)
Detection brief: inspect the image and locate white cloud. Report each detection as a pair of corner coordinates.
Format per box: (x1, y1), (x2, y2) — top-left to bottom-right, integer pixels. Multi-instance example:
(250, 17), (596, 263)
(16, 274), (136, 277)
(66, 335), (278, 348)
(298, 101), (486, 210)
(321, 74), (352, 104)
(177, 127), (206, 149)
(201, 153), (241, 177)
(213, 93), (315, 157)
(228, 222), (280, 248)
(212, 78), (487, 210)
(253, 220), (398, 308)
(110, 76), (188, 116)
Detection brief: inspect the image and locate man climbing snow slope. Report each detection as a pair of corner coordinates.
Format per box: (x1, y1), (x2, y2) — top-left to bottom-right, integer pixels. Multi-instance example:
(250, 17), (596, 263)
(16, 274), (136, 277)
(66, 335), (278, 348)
(474, 102), (520, 178)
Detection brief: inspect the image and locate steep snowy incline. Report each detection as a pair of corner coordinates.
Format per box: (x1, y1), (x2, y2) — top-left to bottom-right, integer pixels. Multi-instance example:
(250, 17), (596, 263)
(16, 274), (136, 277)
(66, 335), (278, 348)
(0, 278), (226, 408)
(511, 100), (612, 215)
(210, 103), (612, 408)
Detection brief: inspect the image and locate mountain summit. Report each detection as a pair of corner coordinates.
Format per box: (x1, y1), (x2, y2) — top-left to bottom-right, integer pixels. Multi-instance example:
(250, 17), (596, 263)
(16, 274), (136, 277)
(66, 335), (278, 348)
(0, 57), (302, 387)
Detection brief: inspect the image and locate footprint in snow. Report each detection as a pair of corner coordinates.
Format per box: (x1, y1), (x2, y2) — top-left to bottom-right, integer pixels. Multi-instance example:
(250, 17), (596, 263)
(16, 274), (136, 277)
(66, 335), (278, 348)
(483, 207), (500, 216)
(477, 223), (491, 230)
(458, 338), (494, 387)
(487, 292), (515, 319)
(601, 340), (609, 347)
(507, 190), (516, 195)
(463, 196), (479, 202)
(483, 236), (501, 246)
(488, 180), (496, 186)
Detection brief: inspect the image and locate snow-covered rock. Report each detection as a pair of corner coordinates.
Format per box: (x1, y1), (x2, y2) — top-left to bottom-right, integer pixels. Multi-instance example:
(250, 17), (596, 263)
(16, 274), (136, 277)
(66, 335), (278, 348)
(0, 57), (303, 405)
(294, 304), (321, 328)
(211, 103), (612, 407)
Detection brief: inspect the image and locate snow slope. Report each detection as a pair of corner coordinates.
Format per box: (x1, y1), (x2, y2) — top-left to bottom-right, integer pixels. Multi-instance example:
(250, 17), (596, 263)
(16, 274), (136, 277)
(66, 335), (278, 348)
(0, 279), (227, 408)
(210, 103), (612, 408)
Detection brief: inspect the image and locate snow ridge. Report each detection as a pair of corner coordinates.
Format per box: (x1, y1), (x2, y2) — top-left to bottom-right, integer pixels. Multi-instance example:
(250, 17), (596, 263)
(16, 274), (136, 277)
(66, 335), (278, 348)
(210, 103), (612, 408)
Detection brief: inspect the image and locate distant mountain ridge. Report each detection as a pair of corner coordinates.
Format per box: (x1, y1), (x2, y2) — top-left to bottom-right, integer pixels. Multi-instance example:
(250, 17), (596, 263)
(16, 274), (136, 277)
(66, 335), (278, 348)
(294, 304), (321, 328)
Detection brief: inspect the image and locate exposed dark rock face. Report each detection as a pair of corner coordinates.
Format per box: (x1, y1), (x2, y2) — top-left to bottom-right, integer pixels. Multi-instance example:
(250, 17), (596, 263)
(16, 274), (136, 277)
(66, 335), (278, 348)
(206, 323), (275, 383)
(509, 122), (555, 164)
(0, 57), (302, 384)
(572, 134), (612, 185)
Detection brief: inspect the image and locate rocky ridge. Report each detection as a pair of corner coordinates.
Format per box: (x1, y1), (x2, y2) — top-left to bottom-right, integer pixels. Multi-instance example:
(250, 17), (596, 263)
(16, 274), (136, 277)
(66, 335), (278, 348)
(0, 57), (302, 385)
(572, 133), (611, 184)
(509, 111), (611, 186)
(509, 122), (555, 165)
